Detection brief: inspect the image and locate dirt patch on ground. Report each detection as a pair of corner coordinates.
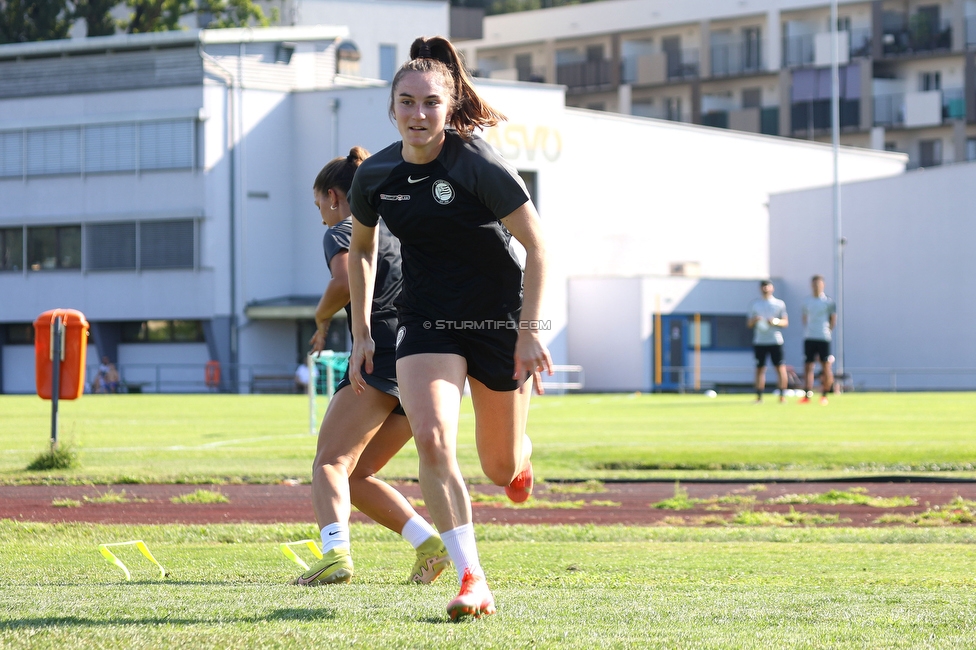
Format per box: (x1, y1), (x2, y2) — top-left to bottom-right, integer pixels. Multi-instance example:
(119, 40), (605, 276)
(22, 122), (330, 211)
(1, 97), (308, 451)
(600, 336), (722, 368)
(2, 481), (975, 527)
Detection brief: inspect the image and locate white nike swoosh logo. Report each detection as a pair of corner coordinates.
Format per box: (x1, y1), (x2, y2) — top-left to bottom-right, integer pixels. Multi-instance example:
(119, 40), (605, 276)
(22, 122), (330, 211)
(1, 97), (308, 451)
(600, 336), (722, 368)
(407, 176), (429, 184)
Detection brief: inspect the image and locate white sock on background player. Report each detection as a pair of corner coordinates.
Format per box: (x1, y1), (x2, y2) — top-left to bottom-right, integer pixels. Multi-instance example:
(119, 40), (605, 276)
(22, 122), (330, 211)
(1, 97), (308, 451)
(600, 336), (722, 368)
(401, 515), (437, 549)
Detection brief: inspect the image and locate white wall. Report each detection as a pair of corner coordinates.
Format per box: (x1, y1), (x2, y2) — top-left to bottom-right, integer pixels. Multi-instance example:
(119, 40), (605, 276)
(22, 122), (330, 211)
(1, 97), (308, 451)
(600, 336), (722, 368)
(770, 161), (976, 390)
(115, 342), (211, 392)
(289, 0), (449, 80)
(567, 278), (643, 391)
(3, 343), (99, 395)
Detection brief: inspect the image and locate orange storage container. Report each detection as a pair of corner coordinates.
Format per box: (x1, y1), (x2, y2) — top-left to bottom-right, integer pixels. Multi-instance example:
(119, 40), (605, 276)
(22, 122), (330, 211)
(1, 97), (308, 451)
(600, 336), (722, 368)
(34, 309), (90, 400)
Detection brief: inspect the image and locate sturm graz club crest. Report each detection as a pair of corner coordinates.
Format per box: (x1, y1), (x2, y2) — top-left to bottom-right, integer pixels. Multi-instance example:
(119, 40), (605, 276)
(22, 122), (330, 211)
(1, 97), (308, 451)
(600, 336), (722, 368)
(432, 180), (455, 205)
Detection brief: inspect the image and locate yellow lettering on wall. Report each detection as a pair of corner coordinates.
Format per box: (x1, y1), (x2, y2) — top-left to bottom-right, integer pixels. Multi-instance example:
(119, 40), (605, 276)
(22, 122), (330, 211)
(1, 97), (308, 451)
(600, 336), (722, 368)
(484, 123), (562, 162)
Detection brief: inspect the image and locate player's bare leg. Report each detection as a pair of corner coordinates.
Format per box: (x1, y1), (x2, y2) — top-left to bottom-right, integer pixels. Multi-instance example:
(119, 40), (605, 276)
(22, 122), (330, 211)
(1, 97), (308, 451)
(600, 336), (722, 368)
(776, 364), (788, 403)
(754, 367), (766, 403)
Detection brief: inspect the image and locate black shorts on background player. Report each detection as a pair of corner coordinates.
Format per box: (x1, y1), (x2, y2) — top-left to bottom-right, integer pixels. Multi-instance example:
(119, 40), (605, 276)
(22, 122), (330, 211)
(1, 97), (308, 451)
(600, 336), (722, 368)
(323, 216), (403, 409)
(754, 344), (784, 368)
(804, 340), (831, 364)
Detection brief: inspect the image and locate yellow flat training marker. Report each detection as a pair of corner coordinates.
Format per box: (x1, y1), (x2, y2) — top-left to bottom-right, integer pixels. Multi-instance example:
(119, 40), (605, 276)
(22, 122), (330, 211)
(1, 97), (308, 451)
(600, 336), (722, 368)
(98, 540), (167, 580)
(279, 539), (323, 571)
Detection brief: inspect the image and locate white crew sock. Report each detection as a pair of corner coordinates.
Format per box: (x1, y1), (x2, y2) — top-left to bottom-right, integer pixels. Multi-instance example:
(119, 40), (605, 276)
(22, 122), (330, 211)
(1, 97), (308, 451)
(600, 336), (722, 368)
(401, 515), (438, 549)
(440, 523), (482, 583)
(320, 522), (350, 554)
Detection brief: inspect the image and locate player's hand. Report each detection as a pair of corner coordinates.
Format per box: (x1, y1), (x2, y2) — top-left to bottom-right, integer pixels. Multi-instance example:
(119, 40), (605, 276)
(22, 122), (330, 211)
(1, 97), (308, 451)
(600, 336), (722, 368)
(514, 331), (553, 396)
(308, 329), (327, 353)
(348, 335), (375, 395)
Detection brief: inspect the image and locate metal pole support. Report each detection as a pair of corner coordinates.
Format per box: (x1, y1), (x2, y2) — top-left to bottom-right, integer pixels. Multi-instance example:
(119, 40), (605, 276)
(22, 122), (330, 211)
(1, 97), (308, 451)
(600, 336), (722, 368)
(50, 316), (63, 451)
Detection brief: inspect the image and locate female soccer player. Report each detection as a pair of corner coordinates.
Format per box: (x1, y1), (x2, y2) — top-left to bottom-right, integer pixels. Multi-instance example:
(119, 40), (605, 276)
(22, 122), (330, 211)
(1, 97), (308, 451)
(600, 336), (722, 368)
(346, 37), (552, 619)
(293, 147), (450, 587)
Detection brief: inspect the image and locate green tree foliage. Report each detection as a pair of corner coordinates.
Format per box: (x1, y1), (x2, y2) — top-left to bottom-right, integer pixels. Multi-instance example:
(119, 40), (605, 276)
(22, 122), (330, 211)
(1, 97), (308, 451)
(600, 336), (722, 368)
(73, 0), (117, 36)
(0, 0), (72, 43)
(121, 0), (272, 33)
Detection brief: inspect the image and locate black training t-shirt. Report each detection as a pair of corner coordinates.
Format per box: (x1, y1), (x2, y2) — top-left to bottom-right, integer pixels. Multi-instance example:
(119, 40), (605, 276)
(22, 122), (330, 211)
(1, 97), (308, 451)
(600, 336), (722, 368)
(348, 131), (530, 322)
(322, 216), (402, 350)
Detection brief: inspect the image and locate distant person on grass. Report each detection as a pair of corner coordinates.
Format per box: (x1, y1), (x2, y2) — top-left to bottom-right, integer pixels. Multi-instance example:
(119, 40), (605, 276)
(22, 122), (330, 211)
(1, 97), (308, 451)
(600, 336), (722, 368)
(292, 147), (450, 589)
(800, 274), (836, 405)
(748, 280), (789, 404)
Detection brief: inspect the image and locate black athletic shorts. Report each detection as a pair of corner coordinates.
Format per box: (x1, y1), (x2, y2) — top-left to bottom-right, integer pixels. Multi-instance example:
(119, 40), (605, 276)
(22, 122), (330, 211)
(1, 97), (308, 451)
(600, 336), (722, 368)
(394, 314), (528, 392)
(754, 344), (784, 368)
(335, 348), (406, 416)
(804, 339), (832, 365)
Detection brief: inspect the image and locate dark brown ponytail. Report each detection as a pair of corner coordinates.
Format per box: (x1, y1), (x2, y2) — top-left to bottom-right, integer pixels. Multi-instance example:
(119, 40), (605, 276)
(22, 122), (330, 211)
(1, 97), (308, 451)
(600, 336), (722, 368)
(313, 146), (369, 195)
(389, 36), (506, 139)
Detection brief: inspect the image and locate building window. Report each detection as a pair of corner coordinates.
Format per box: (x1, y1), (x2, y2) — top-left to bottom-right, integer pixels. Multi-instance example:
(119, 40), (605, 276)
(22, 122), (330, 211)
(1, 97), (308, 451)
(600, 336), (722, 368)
(665, 97), (682, 121)
(139, 121), (194, 170)
(140, 220), (195, 269)
(682, 315), (752, 350)
(713, 315), (753, 349)
(918, 139), (942, 167)
(27, 226), (81, 270)
(0, 131), (23, 178)
(120, 320), (205, 343)
(87, 222), (137, 270)
(379, 44), (397, 82)
(687, 320), (713, 348)
(3, 323), (34, 344)
(517, 170), (538, 210)
(631, 100), (655, 118)
(1, 227), (23, 271)
(85, 123), (137, 174)
(0, 118), (195, 179)
(919, 71), (941, 91)
(27, 127), (82, 176)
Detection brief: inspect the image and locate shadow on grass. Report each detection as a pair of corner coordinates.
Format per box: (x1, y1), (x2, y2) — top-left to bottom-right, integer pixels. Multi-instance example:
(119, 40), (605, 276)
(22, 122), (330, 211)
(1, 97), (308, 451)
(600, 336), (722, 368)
(0, 608), (336, 629)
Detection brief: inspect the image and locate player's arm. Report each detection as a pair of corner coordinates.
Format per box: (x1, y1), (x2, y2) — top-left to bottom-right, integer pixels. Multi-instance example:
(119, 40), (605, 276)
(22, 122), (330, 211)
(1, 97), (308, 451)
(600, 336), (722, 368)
(829, 312), (837, 331)
(347, 218), (379, 394)
(772, 309), (788, 329)
(747, 312), (761, 328)
(500, 202), (553, 392)
(310, 252), (351, 352)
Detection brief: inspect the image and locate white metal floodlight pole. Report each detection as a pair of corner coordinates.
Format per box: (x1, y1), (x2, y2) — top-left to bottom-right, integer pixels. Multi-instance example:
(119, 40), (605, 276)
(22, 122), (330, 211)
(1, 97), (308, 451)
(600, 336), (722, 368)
(830, 0), (845, 382)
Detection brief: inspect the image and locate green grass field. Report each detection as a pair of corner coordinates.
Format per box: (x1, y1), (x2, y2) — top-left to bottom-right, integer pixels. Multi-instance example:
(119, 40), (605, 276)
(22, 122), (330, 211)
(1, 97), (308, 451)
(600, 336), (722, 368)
(2, 522), (976, 649)
(3, 392), (976, 647)
(2, 392), (975, 483)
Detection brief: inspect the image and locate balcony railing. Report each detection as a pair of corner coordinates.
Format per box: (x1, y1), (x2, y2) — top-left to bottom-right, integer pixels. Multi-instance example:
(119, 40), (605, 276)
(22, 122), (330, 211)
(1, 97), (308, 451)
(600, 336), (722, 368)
(783, 34), (814, 67)
(882, 14), (952, 55)
(516, 66), (547, 83)
(667, 48), (700, 80)
(556, 60), (614, 90)
(710, 41), (765, 77)
(784, 29), (871, 67)
(849, 28), (872, 57)
(874, 93), (905, 127)
(792, 99), (860, 133)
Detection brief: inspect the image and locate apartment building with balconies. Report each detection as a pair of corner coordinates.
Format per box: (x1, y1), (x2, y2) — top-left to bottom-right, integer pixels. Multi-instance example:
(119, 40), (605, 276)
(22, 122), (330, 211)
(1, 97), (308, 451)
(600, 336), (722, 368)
(458, 0), (976, 168)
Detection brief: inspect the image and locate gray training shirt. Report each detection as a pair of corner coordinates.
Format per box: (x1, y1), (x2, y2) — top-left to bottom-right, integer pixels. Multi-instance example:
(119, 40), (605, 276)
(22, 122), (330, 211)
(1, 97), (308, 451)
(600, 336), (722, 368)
(802, 293), (836, 341)
(749, 297), (788, 346)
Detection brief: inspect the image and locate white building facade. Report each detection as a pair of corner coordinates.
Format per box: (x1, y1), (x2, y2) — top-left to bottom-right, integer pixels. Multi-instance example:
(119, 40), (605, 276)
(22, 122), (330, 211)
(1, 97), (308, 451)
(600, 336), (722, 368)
(769, 160), (976, 390)
(0, 26), (908, 394)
